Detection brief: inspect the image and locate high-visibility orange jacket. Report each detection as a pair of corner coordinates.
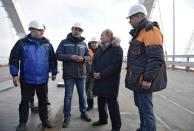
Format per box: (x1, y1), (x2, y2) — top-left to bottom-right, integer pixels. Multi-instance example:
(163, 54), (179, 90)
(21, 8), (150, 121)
(125, 19), (167, 92)
(88, 49), (95, 65)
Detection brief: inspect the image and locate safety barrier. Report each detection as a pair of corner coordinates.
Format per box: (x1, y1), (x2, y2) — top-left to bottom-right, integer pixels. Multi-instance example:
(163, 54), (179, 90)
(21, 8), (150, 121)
(123, 55), (194, 70)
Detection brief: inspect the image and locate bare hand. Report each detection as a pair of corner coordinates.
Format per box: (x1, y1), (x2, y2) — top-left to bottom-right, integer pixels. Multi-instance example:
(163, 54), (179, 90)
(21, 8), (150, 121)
(52, 75), (56, 81)
(13, 76), (19, 87)
(93, 72), (101, 79)
(141, 81), (151, 89)
(71, 55), (84, 62)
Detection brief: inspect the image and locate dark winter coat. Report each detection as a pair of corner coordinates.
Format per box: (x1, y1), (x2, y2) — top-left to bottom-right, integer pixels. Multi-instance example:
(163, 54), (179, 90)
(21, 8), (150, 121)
(56, 33), (89, 79)
(93, 37), (123, 98)
(125, 18), (167, 92)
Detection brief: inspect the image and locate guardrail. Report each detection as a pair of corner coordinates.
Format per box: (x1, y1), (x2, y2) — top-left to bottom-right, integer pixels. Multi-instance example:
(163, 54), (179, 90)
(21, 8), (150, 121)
(165, 55), (194, 70)
(123, 55), (194, 70)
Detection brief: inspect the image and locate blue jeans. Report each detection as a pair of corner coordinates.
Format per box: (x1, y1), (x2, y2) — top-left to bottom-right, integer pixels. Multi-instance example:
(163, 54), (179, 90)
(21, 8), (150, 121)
(134, 92), (156, 131)
(63, 78), (87, 119)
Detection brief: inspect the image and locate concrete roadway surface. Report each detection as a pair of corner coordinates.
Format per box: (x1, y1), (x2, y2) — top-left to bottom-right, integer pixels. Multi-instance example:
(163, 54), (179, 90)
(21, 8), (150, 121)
(0, 65), (194, 131)
(0, 66), (11, 82)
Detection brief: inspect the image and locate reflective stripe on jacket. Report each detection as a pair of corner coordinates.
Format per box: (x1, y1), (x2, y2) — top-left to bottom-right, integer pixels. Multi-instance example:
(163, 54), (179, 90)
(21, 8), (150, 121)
(56, 33), (89, 79)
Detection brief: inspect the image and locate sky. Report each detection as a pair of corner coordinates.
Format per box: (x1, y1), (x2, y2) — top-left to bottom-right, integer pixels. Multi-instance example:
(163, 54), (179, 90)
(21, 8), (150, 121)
(0, 0), (194, 58)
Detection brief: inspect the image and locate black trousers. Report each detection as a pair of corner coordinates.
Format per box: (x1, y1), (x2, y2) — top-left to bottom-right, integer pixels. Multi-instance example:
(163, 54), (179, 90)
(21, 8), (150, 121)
(97, 96), (121, 130)
(87, 98), (94, 108)
(29, 84), (49, 105)
(19, 79), (48, 123)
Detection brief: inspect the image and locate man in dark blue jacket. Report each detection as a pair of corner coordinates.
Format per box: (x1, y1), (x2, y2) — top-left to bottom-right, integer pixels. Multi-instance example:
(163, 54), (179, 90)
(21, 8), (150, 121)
(9, 20), (58, 131)
(56, 22), (91, 128)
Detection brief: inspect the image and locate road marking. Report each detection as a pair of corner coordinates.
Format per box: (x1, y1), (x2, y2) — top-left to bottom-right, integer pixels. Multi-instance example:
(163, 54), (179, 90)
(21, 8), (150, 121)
(0, 80), (14, 93)
(61, 106), (172, 130)
(155, 113), (171, 130)
(159, 94), (194, 115)
(120, 111), (171, 130)
(120, 112), (138, 115)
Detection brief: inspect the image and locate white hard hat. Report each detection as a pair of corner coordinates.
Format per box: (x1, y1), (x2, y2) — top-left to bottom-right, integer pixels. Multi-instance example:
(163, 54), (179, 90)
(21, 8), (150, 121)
(90, 37), (99, 42)
(72, 22), (83, 31)
(126, 4), (147, 18)
(28, 20), (44, 30)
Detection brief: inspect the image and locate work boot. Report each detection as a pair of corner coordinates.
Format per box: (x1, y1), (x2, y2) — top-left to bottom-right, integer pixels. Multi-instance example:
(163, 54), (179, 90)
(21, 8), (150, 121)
(16, 122), (26, 131)
(62, 118), (70, 128)
(80, 114), (91, 122)
(42, 120), (52, 128)
(92, 120), (108, 126)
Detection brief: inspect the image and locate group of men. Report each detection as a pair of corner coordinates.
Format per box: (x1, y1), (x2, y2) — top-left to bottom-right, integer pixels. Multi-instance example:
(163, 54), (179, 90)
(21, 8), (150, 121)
(9, 4), (167, 131)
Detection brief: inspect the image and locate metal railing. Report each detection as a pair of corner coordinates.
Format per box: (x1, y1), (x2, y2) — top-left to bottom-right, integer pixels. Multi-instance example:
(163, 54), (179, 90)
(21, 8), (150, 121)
(123, 55), (194, 70)
(165, 55), (194, 70)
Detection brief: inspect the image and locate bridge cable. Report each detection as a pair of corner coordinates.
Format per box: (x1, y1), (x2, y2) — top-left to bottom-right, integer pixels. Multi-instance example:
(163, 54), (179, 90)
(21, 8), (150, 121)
(157, 0), (167, 56)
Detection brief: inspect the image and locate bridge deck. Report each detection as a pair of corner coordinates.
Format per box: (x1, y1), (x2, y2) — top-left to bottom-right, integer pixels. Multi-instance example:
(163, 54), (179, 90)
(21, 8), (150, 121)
(0, 64), (194, 131)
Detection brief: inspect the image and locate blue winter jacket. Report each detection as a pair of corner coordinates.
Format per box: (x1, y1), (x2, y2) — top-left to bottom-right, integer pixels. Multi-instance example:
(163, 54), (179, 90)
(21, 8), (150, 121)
(9, 34), (58, 84)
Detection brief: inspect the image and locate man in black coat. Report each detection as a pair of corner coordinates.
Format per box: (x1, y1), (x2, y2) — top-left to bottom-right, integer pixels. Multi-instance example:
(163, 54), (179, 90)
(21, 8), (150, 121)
(92, 29), (123, 131)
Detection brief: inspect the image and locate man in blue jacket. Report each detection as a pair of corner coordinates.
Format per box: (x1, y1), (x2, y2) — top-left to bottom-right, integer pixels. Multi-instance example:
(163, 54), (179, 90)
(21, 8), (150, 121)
(9, 20), (58, 131)
(56, 22), (91, 128)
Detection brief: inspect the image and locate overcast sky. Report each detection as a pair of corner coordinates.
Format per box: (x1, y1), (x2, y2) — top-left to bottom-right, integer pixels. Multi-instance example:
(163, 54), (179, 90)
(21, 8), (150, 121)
(17, 0), (137, 56)
(0, 0), (194, 58)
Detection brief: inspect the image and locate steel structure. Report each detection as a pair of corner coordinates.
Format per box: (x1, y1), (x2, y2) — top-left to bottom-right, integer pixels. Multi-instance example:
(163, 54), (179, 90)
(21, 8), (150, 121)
(139, 0), (155, 18)
(1, 0), (26, 38)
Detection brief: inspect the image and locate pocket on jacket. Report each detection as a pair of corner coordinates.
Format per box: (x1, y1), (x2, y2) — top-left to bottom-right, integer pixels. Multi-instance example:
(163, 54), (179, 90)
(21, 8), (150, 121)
(125, 71), (143, 88)
(129, 42), (144, 56)
(130, 46), (141, 55)
(150, 63), (167, 92)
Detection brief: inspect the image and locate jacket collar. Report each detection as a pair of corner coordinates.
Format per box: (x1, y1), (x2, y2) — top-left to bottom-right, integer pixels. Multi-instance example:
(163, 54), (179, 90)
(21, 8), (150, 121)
(129, 18), (152, 38)
(67, 33), (85, 43)
(26, 34), (49, 44)
(99, 37), (121, 50)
